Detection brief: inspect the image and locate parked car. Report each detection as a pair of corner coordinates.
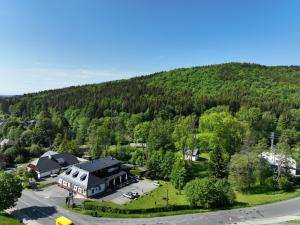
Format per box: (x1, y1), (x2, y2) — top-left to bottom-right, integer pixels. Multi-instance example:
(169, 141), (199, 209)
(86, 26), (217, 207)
(153, 181), (160, 186)
(123, 192), (135, 199)
(50, 174), (58, 177)
(132, 191), (139, 198)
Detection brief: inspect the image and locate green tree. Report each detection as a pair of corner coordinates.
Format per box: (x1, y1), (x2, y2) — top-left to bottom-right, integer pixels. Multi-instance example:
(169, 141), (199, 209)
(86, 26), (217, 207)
(185, 177), (235, 208)
(229, 152), (259, 192)
(172, 115), (197, 159)
(170, 159), (188, 192)
(133, 121), (150, 143)
(58, 138), (80, 156)
(145, 150), (162, 179)
(29, 144), (43, 157)
(208, 148), (229, 179)
(0, 171), (23, 211)
(147, 118), (173, 151)
(160, 151), (175, 180)
(198, 111), (245, 156)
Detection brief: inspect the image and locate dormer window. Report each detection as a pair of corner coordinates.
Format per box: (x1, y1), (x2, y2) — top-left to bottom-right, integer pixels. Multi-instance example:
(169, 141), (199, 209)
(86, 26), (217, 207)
(72, 171), (79, 178)
(80, 174), (87, 181)
(65, 168), (72, 175)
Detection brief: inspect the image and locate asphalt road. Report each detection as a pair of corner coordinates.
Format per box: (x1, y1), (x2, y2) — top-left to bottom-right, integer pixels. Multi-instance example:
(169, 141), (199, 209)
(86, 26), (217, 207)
(11, 189), (300, 225)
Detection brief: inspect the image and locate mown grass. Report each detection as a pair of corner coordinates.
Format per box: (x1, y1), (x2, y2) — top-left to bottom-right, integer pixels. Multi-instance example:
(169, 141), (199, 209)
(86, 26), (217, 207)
(71, 181), (207, 218)
(288, 220), (300, 224)
(71, 183), (300, 218)
(0, 212), (23, 225)
(236, 188), (300, 207)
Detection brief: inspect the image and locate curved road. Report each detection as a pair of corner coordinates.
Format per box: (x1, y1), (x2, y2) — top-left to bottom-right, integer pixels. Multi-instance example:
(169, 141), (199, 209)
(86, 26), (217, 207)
(11, 189), (300, 225)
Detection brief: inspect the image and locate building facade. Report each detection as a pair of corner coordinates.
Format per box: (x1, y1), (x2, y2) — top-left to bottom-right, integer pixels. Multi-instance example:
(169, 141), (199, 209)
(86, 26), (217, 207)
(58, 156), (127, 197)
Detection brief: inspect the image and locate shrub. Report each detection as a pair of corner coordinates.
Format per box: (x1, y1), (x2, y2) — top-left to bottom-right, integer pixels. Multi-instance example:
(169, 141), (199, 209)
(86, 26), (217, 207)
(184, 177), (235, 209)
(265, 176), (278, 191)
(278, 176), (295, 192)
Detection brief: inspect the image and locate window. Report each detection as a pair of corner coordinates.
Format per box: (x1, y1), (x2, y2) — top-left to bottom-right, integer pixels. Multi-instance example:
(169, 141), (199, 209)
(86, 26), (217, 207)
(80, 173), (87, 181)
(72, 171), (79, 178)
(65, 168), (72, 175)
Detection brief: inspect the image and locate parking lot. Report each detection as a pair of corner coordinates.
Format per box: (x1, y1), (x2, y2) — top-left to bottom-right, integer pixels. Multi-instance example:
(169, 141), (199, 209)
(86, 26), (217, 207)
(95, 179), (158, 204)
(34, 177), (158, 205)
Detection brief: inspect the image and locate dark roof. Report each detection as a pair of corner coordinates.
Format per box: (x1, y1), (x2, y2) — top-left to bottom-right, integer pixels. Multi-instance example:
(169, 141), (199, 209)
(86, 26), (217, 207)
(33, 153), (79, 173)
(75, 156), (121, 173)
(34, 157), (61, 173)
(52, 153), (79, 167)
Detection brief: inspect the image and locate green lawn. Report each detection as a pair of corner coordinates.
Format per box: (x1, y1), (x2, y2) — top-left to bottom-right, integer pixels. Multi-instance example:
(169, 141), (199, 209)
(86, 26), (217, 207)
(0, 212), (23, 225)
(236, 189), (300, 207)
(72, 184), (300, 218)
(288, 220), (300, 224)
(72, 182), (207, 218)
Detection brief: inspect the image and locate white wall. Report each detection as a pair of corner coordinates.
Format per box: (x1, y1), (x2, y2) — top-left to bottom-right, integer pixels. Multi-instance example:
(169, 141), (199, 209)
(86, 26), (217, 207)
(87, 184), (105, 197)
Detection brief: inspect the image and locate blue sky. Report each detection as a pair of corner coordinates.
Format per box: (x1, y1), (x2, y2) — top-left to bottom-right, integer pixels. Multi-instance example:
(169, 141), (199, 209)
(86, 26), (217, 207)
(0, 0), (300, 95)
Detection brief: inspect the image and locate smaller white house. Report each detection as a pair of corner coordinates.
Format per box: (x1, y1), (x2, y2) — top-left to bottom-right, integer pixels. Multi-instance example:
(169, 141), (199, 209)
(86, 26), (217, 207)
(184, 149), (199, 162)
(261, 152), (297, 176)
(0, 139), (15, 148)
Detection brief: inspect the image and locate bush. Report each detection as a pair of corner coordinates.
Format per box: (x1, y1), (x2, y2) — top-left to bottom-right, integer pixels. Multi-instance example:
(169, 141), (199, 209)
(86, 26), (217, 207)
(184, 177), (235, 209)
(129, 169), (144, 176)
(278, 177), (295, 192)
(265, 176), (278, 191)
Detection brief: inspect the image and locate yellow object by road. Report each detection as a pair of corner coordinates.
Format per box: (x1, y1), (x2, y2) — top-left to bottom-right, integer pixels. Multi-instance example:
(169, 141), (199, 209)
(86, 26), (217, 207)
(56, 216), (73, 225)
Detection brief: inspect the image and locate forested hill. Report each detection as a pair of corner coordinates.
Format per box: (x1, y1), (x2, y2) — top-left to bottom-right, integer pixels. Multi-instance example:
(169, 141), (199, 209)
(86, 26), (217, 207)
(2, 63), (300, 118)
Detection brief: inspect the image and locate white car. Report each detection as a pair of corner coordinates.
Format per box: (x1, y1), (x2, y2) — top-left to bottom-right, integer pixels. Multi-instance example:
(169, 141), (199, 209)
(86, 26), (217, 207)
(132, 191), (139, 198)
(50, 174), (58, 177)
(123, 192), (134, 199)
(153, 181), (160, 186)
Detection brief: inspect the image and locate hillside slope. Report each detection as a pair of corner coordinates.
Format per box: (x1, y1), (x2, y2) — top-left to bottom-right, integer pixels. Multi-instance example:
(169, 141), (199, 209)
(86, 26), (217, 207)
(2, 63), (300, 118)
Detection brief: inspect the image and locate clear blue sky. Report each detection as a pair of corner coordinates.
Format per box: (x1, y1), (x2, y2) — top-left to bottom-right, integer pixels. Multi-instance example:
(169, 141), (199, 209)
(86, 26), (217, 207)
(0, 0), (300, 95)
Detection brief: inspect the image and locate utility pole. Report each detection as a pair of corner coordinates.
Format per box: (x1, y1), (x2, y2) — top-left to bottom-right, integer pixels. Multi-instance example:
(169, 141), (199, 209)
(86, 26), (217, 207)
(165, 183), (169, 207)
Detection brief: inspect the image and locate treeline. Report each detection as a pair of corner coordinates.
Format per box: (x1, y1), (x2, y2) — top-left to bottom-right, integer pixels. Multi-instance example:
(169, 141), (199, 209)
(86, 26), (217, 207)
(1, 63), (300, 119)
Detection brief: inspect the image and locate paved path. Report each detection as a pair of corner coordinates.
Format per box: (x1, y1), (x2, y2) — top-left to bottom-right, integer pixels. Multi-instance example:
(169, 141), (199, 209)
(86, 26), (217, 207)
(11, 189), (300, 225)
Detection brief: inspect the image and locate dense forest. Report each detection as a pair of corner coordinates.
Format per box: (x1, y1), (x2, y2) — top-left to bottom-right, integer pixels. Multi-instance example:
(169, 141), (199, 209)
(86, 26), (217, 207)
(2, 63), (300, 118)
(1, 63), (300, 207)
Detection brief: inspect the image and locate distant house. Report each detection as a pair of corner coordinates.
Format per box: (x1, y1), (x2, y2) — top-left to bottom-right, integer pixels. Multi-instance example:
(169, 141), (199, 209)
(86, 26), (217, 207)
(58, 156), (127, 197)
(27, 151), (79, 179)
(184, 149), (199, 162)
(261, 152), (298, 176)
(0, 139), (15, 148)
(129, 143), (147, 148)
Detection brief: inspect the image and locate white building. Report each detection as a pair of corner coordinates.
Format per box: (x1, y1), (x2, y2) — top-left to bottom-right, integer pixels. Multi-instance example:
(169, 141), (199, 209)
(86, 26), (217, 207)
(184, 149), (199, 161)
(0, 138), (15, 148)
(261, 152), (298, 176)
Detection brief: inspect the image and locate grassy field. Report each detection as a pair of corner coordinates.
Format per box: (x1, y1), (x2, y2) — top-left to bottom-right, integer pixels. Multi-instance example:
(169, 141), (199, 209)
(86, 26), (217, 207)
(71, 179), (300, 218)
(0, 212), (23, 225)
(236, 189), (300, 207)
(289, 220), (300, 224)
(72, 181), (207, 218)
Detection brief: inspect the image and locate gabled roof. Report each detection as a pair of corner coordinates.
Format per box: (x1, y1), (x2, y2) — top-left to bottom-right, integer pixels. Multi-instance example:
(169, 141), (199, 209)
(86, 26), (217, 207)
(29, 153), (79, 173)
(41, 150), (58, 157)
(75, 156), (121, 173)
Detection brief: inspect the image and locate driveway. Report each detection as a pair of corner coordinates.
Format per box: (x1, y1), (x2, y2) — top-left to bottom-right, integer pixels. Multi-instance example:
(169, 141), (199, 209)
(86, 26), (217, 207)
(95, 179), (158, 204)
